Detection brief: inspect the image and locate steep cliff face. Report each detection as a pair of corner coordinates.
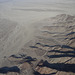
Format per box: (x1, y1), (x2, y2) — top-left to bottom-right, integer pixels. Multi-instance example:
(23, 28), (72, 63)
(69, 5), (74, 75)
(0, 14), (75, 75)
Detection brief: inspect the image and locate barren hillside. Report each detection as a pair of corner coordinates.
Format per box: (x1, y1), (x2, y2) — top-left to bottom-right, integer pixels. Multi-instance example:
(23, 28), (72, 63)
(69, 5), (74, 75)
(0, 14), (75, 75)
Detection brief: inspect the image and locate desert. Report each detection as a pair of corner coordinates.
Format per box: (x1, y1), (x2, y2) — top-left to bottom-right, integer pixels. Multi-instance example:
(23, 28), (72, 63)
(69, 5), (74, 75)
(0, 0), (75, 75)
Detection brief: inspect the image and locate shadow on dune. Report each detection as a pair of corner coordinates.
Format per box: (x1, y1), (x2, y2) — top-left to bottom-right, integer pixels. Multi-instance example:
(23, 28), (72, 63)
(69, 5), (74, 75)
(0, 66), (20, 74)
(10, 54), (37, 63)
(47, 44), (75, 58)
(70, 37), (75, 40)
(24, 56), (37, 62)
(47, 54), (75, 58)
(61, 45), (75, 50)
(43, 43), (75, 74)
(67, 32), (75, 35)
(30, 43), (75, 50)
(49, 50), (75, 54)
(30, 46), (38, 48)
(38, 61), (75, 73)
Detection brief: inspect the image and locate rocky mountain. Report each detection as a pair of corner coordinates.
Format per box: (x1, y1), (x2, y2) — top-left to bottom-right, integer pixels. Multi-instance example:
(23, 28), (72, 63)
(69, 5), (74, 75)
(0, 14), (75, 75)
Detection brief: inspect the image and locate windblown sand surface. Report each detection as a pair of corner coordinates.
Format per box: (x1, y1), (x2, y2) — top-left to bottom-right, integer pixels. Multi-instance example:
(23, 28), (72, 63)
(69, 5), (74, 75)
(0, 0), (75, 58)
(0, 0), (75, 75)
(0, 14), (75, 75)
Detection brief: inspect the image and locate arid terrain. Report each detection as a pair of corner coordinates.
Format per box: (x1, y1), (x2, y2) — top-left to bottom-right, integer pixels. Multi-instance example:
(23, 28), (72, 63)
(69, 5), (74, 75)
(0, 0), (75, 75)
(0, 14), (75, 75)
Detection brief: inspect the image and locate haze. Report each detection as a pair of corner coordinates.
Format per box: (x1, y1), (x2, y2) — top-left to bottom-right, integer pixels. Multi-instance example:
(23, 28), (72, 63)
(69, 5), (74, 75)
(0, 0), (75, 61)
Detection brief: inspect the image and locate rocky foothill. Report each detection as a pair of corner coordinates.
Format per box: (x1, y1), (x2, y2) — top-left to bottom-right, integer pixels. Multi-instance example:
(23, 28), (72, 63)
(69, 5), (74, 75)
(0, 14), (75, 75)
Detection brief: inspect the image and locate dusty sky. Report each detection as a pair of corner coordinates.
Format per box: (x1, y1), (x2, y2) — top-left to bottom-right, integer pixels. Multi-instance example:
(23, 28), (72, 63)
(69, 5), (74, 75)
(0, 0), (75, 3)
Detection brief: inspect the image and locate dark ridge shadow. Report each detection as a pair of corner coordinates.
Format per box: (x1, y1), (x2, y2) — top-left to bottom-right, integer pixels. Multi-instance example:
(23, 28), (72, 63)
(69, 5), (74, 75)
(0, 66), (20, 74)
(36, 42), (60, 47)
(61, 45), (75, 49)
(47, 54), (75, 58)
(44, 45), (60, 47)
(10, 54), (37, 64)
(39, 61), (75, 73)
(49, 50), (75, 54)
(24, 56), (37, 62)
(36, 43), (45, 47)
(67, 32), (75, 35)
(70, 37), (75, 40)
(47, 45), (75, 58)
(19, 56), (37, 64)
(33, 71), (41, 75)
(30, 46), (38, 48)
(34, 71), (56, 75)
(10, 54), (26, 58)
(44, 45), (75, 50)
(45, 40), (75, 59)
(36, 43), (41, 44)
(36, 43), (75, 50)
